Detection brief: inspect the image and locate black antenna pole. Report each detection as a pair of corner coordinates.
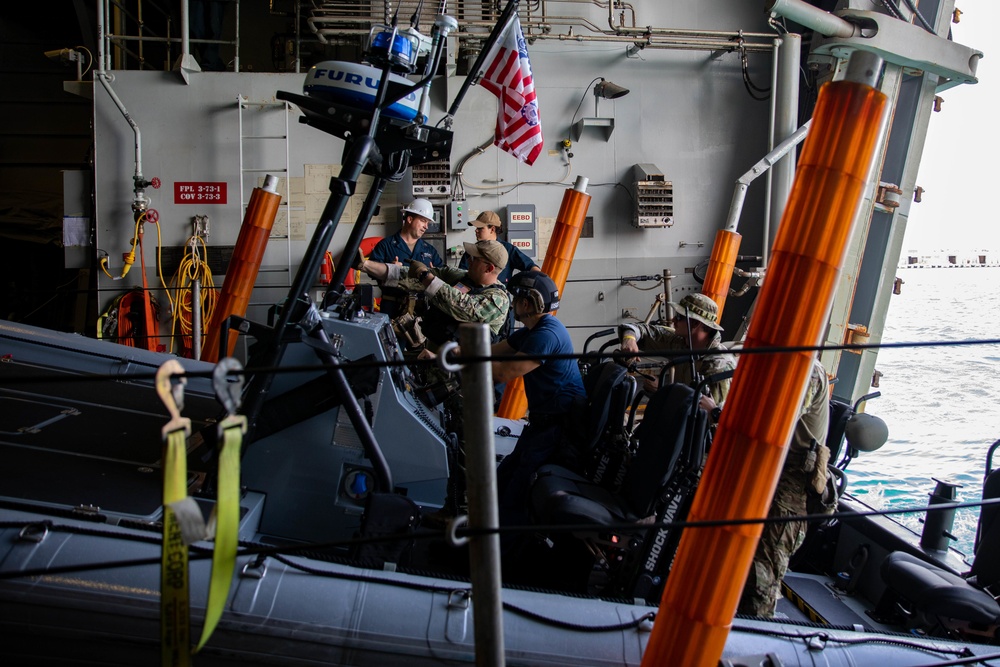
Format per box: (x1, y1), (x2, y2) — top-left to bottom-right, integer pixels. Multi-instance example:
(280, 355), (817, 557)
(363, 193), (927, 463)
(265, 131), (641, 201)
(410, 0), (426, 28)
(445, 0), (520, 119)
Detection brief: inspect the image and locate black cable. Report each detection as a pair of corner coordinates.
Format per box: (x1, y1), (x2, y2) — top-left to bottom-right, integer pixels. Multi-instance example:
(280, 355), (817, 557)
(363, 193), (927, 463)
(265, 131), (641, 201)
(5, 337), (1000, 386)
(881, 0), (904, 20)
(899, 0), (936, 33)
(740, 44), (770, 101)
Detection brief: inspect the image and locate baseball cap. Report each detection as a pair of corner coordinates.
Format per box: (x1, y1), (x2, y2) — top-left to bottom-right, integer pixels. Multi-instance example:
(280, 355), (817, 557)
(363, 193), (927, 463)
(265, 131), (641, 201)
(463, 240), (508, 271)
(469, 210), (502, 228)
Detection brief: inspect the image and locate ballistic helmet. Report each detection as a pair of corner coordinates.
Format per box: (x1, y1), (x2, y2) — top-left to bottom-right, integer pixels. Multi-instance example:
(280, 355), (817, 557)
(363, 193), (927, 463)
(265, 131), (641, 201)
(401, 198), (435, 220)
(509, 271), (560, 314)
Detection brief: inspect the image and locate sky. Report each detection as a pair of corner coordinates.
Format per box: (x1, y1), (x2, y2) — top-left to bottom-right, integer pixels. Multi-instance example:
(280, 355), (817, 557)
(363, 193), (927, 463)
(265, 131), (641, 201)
(902, 0), (999, 252)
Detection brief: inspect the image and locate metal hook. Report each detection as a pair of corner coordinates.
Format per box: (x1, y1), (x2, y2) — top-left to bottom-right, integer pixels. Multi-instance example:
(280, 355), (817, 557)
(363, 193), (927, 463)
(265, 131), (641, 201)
(156, 359), (191, 437)
(437, 341), (463, 373)
(212, 357), (245, 417)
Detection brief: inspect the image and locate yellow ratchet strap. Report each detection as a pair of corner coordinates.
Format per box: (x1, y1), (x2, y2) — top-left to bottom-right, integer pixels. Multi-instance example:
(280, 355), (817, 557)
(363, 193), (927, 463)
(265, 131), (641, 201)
(194, 358), (246, 653)
(156, 360), (192, 667)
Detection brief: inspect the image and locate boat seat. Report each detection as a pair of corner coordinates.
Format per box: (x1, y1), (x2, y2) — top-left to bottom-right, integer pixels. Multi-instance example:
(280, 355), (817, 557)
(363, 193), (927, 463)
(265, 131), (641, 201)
(570, 361), (637, 488)
(878, 463), (1000, 639)
(880, 552), (1000, 629)
(527, 382), (706, 597)
(530, 382), (702, 529)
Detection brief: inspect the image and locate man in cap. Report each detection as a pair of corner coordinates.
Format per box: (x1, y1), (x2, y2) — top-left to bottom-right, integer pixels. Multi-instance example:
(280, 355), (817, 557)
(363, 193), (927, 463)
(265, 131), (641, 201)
(618, 292), (736, 411)
(362, 241), (511, 520)
(367, 198), (444, 317)
(358, 239), (510, 348)
(460, 210), (541, 286)
(461, 210), (542, 341)
(492, 272), (586, 531)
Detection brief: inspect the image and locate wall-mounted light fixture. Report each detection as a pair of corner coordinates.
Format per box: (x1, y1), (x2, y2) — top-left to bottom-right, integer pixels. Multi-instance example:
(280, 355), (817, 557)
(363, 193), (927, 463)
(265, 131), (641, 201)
(570, 77), (630, 142)
(44, 46), (94, 99)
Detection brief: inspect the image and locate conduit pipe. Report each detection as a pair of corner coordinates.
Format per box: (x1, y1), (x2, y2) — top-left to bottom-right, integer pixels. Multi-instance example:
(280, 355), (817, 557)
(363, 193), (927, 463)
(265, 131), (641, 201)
(202, 176), (281, 362)
(496, 176), (591, 420)
(766, 0), (857, 38)
(767, 32), (801, 266)
(96, 0), (144, 195)
(642, 51), (888, 667)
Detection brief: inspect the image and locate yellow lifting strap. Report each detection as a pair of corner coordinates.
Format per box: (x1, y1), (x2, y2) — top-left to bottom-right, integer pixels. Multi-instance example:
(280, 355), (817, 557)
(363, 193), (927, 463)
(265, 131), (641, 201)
(194, 358), (246, 653)
(156, 360), (192, 667)
(156, 358), (246, 661)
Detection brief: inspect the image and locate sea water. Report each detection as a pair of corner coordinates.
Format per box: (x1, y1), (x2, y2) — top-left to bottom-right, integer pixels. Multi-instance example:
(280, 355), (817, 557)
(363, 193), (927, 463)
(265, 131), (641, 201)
(847, 266), (1000, 557)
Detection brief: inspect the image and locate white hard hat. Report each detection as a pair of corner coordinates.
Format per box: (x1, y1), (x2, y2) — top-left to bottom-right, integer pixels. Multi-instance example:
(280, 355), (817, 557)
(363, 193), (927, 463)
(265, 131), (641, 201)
(402, 198), (435, 220)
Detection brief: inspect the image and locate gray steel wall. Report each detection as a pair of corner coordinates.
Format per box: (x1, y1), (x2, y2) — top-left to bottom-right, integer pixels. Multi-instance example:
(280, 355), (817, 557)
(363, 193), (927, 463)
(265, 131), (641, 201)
(93, 2), (773, 350)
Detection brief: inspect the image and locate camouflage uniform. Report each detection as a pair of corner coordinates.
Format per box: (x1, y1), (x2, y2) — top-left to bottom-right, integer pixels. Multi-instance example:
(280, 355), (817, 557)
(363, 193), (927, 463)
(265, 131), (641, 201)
(618, 322), (736, 406)
(385, 265), (510, 516)
(385, 265), (510, 346)
(739, 359), (830, 617)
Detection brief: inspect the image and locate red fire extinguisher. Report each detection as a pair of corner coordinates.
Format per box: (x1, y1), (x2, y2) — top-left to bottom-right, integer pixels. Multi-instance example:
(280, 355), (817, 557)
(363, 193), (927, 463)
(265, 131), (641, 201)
(320, 251), (334, 285)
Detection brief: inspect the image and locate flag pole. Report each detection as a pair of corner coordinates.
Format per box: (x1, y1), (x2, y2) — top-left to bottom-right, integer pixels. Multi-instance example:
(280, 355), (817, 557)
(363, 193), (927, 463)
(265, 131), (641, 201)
(443, 0), (520, 124)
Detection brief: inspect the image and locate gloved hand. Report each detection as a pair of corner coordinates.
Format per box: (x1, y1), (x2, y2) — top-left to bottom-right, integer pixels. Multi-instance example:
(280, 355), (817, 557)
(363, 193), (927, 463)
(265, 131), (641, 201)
(408, 260), (429, 280)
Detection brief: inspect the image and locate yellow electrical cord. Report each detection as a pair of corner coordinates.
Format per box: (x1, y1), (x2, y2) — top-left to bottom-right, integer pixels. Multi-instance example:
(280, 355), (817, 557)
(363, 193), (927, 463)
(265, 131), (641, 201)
(169, 235), (217, 356)
(99, 213), (144, 280)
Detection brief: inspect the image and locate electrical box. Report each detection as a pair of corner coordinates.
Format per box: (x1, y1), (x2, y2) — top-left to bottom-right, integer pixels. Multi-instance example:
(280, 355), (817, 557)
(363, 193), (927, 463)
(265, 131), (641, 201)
(506, 204), (537, 259)
(630, 163), (674, 228)
(409, 158), (451, 197)
(448, 200), (467, 230)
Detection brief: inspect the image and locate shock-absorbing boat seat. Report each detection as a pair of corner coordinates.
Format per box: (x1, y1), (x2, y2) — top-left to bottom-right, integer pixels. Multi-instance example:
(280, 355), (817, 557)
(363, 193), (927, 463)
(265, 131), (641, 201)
(530, 382), (702, 529)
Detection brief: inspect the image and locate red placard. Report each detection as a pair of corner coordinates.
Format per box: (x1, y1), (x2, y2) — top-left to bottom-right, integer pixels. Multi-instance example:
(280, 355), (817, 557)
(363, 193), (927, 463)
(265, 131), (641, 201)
(174, 181), (227, 204)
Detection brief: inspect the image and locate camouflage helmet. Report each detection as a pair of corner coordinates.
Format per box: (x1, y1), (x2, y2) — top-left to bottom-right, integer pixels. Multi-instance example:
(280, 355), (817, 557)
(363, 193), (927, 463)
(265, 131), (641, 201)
(669, 292), (723, 331)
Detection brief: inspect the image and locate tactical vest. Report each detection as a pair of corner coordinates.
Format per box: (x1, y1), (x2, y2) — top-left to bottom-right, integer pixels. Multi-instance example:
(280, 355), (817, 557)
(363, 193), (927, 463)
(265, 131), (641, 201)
(421, 281), (508, 346)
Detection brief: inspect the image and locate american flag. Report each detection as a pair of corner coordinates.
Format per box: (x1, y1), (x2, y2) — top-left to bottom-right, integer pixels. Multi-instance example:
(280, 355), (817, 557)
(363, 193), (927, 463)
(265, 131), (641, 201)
(477, 15), (544, 165)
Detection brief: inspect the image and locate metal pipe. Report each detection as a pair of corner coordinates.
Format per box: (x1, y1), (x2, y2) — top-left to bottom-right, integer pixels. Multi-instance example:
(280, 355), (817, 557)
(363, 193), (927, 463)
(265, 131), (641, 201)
(96, 0), (144, 185)
(458, 323), (505, 667)
(662, 269), (674, 321)
(98, 0), (107, 74)
(180, 0), (190, 59)
(766, 0), (856, 38)
(234, 0), (240, 72)
(723, 120), (811, 233)
(766, 32), (801, 268)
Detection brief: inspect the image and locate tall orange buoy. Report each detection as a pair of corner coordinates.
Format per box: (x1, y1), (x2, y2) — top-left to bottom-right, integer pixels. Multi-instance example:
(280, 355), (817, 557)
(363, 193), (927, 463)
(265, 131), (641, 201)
(642, 53), (889, 667)
(700, 229), (742, 316)
(496, 176), (591, 420)
(202, 176), (281, 362)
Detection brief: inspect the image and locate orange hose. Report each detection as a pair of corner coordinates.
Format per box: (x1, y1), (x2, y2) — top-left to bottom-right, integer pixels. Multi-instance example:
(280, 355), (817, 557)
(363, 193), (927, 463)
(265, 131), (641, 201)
(642, 74), (888, 666)
(137, 224), (161, 352)
(701, 229), (742, 316)
(202, 186), (281, 362)
(496, 180), (591, 419)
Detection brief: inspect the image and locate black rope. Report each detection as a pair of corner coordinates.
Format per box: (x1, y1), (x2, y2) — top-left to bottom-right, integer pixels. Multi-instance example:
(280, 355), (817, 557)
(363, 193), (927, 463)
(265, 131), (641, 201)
(4, 496), (1000, 582)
